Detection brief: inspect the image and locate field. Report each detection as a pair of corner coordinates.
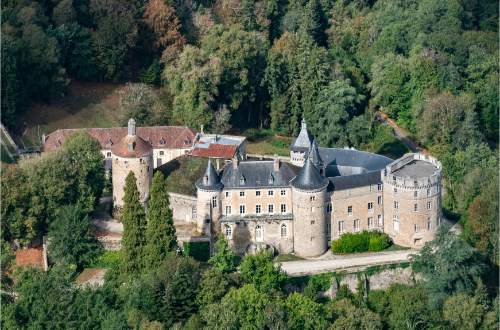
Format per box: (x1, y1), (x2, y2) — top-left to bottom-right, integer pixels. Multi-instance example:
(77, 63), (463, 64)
(18, 81), (124, 146)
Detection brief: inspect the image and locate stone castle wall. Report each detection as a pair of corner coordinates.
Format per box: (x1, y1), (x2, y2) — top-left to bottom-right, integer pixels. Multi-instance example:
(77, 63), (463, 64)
(168, 192), (197, 223)
(112, 153), (153, 208)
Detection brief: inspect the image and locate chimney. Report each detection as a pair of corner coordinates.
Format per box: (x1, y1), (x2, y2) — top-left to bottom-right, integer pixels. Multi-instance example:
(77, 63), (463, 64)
(232, 155), (239, 169)
(128, 118), (136, 136)
(200, 124), (204, 134)
(273, 155), (280, 172)
(41, 134), (46, 144)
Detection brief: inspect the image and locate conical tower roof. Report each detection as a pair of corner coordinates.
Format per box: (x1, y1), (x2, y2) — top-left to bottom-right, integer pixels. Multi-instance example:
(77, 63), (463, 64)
(307, 139), (323, 168)
(291, 118), (313, 151)
(292, 158), (328, 190)
(196, 160), (223, 190)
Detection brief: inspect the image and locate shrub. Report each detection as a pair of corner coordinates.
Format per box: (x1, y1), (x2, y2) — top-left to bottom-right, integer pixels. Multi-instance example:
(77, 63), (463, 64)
(332, 231), (392, 253)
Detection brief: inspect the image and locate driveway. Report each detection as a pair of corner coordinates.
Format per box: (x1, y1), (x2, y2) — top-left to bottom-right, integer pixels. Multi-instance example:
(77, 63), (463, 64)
(279, 250), (415, 276)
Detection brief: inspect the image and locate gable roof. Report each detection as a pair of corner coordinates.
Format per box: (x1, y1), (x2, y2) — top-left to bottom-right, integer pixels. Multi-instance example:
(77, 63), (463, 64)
(43, 126), (197, 152)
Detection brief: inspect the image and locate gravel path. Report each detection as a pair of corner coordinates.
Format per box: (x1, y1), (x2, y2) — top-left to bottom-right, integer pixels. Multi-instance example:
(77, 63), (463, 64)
(279, 250), (415, 276)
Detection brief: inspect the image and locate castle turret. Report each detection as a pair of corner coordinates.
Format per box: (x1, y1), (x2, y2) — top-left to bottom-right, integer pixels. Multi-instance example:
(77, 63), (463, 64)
(291, 159), (329, 257)
(196, 160), (223, 234)
(382, 153), (442, 248)
(307, 139), (325, 175)
(290, 118), (313, 167)
(111, 118), (153, 210)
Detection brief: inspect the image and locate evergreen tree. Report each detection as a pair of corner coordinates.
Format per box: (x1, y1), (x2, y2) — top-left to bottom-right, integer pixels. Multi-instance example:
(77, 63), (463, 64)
(144, 171), (177, 270)
(208, 235), (237, 273)
(121, 172), (147, 275)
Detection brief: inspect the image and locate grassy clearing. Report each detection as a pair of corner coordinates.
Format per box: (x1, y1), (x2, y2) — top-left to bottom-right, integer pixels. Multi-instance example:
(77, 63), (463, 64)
(274, 254), (304, 262)
(244, 128), (292, 156)
(19, 81), (124, 146)
(158, 156), (207, 196)
(88, 250), (122, 269)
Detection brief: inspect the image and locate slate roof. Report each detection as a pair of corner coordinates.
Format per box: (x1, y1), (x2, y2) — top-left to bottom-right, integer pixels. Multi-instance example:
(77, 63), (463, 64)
(319, 147), (392, 172)
(196, 160), (223, 190)
(43, 126), (197, 152)
(221, 160), (300, 189)
(291, 159), (329, 190)
(290, 119), (313, 151)
(330, 171), (381, 191)
(307, 139), (323, 168)
(392, 159), (439, 178)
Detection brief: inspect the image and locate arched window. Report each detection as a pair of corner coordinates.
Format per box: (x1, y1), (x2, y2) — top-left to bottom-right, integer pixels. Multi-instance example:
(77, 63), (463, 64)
(255, 225), (264, 242)
(225, 225), (232, 239)
(280, 224), (287, 237)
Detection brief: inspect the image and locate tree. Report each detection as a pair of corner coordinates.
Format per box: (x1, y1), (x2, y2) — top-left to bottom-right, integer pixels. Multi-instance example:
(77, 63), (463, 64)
(285, 293), (328, 330)
(143, 0), (186, 64)
(329, 298), (383, 330)
(144, 171), (177, 270)
(121, 172), (147, 275)
(165, 45), (222, 128)
(47, 205), (102, 269)
(412, 225), (486, 308)
(196, 268), (234, 307)
(208, 235), (237, 273)
(239, 251), (287, 293)
(119, 83), (167, 126)
(443, 283), (493, 330)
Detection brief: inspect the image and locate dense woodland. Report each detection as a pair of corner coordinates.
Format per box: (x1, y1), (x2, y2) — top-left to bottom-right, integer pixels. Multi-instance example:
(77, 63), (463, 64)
(1, 0), (499, 328)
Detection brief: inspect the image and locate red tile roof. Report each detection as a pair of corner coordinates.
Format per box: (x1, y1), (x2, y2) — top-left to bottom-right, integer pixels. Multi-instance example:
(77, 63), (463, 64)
(190, 144), (238, 159)
(111, 134), (153, 158)
(43, 126), (197, 152)
(15, 248), (44, 269)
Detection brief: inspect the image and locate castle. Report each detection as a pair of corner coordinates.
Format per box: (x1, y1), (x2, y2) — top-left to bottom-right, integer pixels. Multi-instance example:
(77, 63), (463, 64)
(194, 119), (442, 257)
(45, 118), (442, 257)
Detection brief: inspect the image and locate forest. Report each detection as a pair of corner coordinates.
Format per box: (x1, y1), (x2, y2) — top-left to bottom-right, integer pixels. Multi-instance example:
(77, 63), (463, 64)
(1, 0), (499, 328)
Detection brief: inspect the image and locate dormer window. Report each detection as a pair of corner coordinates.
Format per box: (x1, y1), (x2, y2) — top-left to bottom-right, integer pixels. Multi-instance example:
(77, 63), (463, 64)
(239, 175), (245, 185)
(203, 175), (209, 185)
(147, 137), (152, 145)
(127, 142), (135, 151)
(159, 137), (165, 145)
(268, 173), (274, 184)
(107, 138), (113, 146)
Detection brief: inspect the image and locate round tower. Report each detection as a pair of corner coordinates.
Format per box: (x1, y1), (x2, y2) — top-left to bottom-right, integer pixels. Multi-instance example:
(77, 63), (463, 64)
(291, 158), (329, 257)
(382, 153), (442, 248)
(111, 118), (153, 210)
(195, 160), (223, 235)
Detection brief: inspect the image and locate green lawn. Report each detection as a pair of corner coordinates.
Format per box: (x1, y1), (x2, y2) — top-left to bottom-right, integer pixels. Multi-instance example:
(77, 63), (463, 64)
(274, 254), (304, 262)
(88, 250), (122, 269)
(19, 81), (124, 146)
(157, 156), (208, 196)
(244, 128), (292, 157)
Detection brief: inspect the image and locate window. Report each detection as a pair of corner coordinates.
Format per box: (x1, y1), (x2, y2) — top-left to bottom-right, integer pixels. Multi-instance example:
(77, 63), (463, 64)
(378, 196), (382, 205)
(225, 191), (230, 197)
(239, 205), (246, 214)
(225, 206), (231, 215)
(368, 202), (374, 210)
(280, 190), (286, 196)
(240, 191), (245, 197)
(212, 196), (217, 208)
(394, 187), (398, 194)
(281, 224), (287, 237)
(414, 224), (420, 232)
(347, 206), (353, 215)
(427, 201), (432, 210)
(326, 203), (332, 213)
(377, 183), (382, 191)
(427, 188), (430, 197)
(255, 225), (263, 242)
(414, 191), (418, 198)
(378, 214), (383, 227)
(281, 204), (286, 213)
(256, 205), (261, 214)
(310, 196), (316, 202)
(427, 218), (432, 230)
(159, 151), (164, 156)
(268, 204), (274, 213)
(368, 217), (374, 228)
(392, 176), (396, 181)
(256, 191), (261, 196)
(354, 219), (360, 231)
(268, 190), (274, 196)
(414, 203), (418, 212)
(225, 225), (232, 239)
(239, 177), (245, 185)
(393, 217), (400, 232)
(338, 221), (345, 234)
(394, 201), (399, 209)
(106, 152), (111, 157)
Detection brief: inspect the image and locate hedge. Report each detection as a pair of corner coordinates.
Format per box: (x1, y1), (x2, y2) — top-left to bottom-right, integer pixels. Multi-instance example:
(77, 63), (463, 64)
(332, 231), (392, 253)
(183, 241), (210, 262)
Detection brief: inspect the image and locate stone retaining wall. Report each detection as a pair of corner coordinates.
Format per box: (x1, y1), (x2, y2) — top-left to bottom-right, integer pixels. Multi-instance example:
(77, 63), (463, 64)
(169, 192), (197, 223)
